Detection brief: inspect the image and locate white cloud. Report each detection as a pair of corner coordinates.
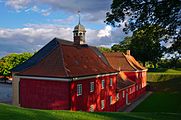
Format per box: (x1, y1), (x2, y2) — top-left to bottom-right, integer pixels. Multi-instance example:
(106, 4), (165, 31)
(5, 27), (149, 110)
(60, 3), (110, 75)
(5, 0), (111, 21)
(97, 25), (112, 38)
(0, 25), (73, 57)
(0, 23), (130, 57)
(5, 0), (31, 11)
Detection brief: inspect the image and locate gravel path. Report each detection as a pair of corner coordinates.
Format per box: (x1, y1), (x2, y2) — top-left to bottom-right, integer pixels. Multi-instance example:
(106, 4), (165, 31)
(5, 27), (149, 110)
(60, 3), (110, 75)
(0, 83), (12, 104)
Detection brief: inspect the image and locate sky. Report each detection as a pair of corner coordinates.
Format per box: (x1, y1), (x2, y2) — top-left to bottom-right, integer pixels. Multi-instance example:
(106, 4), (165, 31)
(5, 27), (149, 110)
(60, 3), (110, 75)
(0, 0), (131, 57)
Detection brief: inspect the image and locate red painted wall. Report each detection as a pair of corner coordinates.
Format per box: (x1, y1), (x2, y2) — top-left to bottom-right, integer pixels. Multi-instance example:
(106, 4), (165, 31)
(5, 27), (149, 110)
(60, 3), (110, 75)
(123, 71), (147, 98)
(70, 75), (117, 112)
(19, 71), (146, 111)
(116, 89), (126, 110)
(20, 78), (70, 110)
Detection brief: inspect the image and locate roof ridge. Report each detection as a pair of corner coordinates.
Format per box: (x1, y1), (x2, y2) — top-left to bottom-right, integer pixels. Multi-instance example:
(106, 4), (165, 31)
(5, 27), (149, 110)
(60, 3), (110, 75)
(59, 43), (69, 77)
(90, 48), (118, 73)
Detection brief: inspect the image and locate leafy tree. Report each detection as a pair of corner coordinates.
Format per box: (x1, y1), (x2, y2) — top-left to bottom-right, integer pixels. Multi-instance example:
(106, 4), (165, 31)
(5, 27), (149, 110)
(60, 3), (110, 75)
(105, 0), (181, 54)
(129, 25), (166, 67)
(98, 47), (112, 53)
(0, 53), (33, 79)
(167, 38), (181, 68)
(111, 36), (132, 52)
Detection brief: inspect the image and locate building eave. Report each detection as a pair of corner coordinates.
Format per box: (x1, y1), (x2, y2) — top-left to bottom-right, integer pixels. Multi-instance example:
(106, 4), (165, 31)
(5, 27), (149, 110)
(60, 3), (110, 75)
(15, 72), (118, 82)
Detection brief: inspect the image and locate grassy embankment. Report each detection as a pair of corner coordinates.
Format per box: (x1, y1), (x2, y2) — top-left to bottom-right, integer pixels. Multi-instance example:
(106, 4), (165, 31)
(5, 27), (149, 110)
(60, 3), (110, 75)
(0, 103), (181, 120)
(133, 68), (181, 113)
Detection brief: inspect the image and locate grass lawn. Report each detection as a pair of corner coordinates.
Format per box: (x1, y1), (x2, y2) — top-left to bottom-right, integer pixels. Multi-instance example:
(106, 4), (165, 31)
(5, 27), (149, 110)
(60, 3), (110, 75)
(148, 68), (181, 74)
(133, 92), (181, 113)
(147, 77), (181, 92)
(0, 103), (181, 120)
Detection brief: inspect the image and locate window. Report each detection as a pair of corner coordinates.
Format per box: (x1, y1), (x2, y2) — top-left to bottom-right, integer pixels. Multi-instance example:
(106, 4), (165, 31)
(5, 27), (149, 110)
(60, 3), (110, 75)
(130, 88), (132, 94)
(116, 93), (119, 101)
(90, 105), (94, 112)
(101, 80), (105, 89)
(139, 84), (142, 89)
(122, 91), (125, 98)
(110, 96), (112, 105)
(110, 78), (113, 86)
(90, 82), (94, 92)
(101, 100), (104, 109)
(77, 84), (82, 96)
(79, 33), (82, 36)
(136, 85), (138, 91)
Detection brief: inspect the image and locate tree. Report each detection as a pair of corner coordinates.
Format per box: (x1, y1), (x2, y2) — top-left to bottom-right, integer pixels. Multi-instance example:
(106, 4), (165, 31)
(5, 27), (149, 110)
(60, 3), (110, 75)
(129, 25), (165, 68)
(98, 47), (112, 53)
(0, 53), (33, 81)
(105, 0), (181, 54)
(167, 38), (181, 68)
(111, 36), (132, 52)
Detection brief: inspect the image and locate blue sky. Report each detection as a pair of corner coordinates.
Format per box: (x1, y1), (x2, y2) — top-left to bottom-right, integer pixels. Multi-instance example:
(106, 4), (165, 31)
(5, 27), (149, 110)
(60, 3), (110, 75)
(0, 0), (129, 57)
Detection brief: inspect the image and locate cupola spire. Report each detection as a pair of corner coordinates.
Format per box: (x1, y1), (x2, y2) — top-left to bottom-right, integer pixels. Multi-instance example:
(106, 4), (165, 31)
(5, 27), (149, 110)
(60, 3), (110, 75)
(78, 10), (80, 24)
(73, 11), (86, 45)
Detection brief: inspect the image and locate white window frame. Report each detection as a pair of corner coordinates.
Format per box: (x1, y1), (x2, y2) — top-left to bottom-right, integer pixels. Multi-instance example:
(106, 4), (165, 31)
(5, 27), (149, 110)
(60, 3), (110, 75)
(130, 87), (132, 94)
(122, 91), (125, 98)
(110, 78), (113, 87)
(101, 100), (104, 109)
(90, 82), (94, 92)
(136, 85), (138, 91)
(101, 80), (105, 89)
(90, 105), (94, 112)
(116, 93), (119, 101)
(77, 84), (82, 96)
(110, 96), (112, 105)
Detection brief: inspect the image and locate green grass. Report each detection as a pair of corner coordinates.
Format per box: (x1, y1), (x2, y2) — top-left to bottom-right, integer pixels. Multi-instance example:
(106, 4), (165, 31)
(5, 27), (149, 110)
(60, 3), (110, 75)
(133, 92), (181, 113)
(147, 73), (181, 82)
(0, 103), (181, 120)
(147, 77), (181, 92)
(148, 68), (181, 73)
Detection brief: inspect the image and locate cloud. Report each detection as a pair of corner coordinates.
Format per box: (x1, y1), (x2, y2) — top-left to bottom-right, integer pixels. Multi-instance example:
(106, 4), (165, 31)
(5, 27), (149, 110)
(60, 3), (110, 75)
(5, 0), (31, 11)
(25, 5), (51, 16)
(0, 23), (129, 57)
(5, 0), (111, 22)
(97, 25), (112, 38)
(0, 25), (72, 57)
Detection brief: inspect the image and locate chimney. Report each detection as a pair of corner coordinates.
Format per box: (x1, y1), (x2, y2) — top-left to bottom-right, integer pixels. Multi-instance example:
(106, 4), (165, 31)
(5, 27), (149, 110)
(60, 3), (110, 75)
(126, 50), (130, 55)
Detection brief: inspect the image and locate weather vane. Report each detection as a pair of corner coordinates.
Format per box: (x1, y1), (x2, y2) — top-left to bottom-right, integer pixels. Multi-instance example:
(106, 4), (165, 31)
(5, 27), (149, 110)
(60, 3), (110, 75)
(78, 10), (80, 24)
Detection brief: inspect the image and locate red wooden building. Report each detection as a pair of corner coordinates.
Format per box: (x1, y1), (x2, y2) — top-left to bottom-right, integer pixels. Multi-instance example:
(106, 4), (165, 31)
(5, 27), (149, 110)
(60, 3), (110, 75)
(103, 52), (148, 104)
(12, 22), (147, 112)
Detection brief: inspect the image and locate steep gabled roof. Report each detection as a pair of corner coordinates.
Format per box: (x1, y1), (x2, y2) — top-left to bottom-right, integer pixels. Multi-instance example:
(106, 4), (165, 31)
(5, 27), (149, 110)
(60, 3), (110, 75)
(12, 38), (117, 78)
(124, 53), (146, 70)
(103, 52), (147, 71)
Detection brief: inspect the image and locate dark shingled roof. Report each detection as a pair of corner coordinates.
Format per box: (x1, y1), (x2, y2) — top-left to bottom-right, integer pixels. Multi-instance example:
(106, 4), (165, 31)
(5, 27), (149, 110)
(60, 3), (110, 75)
(12, 38), (117, 78)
